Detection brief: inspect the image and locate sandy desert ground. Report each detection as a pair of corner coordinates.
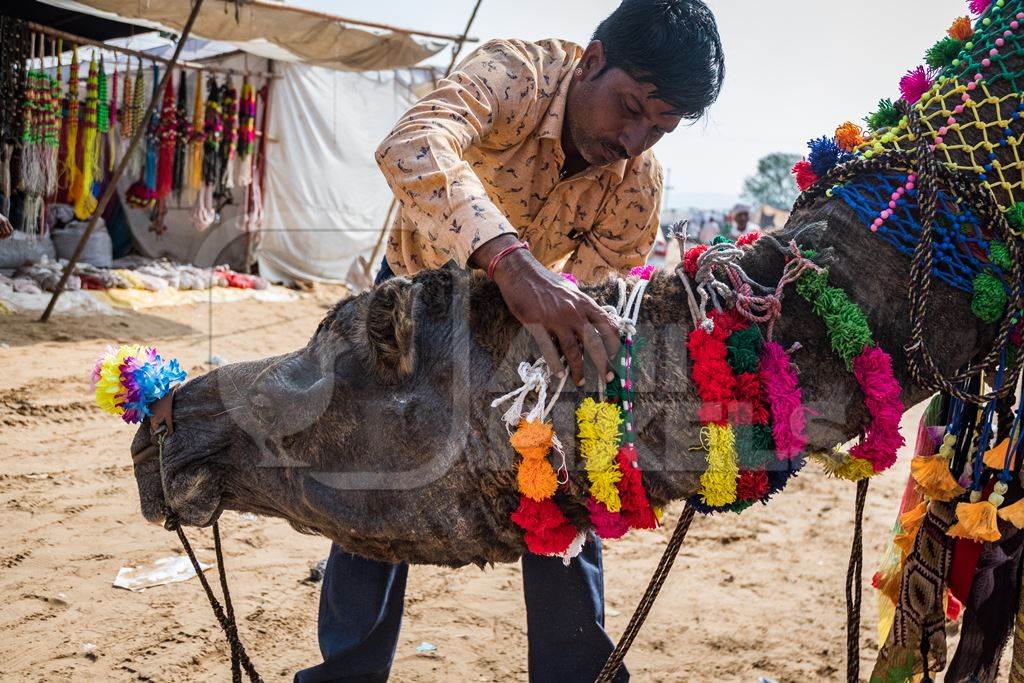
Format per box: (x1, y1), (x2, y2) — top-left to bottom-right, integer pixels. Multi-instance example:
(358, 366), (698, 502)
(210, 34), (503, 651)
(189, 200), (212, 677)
(0, 288), (941, 682)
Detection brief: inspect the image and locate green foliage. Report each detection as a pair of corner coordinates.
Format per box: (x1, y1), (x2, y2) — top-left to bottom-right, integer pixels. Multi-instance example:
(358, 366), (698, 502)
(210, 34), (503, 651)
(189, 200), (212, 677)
(742, 152), (802, 209)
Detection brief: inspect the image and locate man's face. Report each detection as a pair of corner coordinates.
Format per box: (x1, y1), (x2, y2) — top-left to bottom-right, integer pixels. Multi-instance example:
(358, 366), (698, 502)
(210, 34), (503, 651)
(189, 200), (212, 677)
(566, 42), (682, 167)
(735, 211), (749, 229)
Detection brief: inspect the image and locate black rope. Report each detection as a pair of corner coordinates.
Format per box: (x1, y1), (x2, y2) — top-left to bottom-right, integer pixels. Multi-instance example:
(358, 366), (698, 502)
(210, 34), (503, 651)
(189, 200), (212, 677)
(846, 478), (869, 683)
(594, 505), (697, 683)
(157, 435), (262, 682)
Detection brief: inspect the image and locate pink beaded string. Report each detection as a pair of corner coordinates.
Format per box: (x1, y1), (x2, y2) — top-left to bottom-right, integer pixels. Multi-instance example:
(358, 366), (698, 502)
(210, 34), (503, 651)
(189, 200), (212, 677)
(870, 173), (917, 232)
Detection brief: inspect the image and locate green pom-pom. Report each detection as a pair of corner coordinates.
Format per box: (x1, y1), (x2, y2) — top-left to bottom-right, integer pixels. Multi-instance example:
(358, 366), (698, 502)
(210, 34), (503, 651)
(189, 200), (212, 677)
(796, 269), (830, 302)
(972, 272), (1007, 323)
(866, 98), (903, 132)
(813, 287), (874, 368)
(726, 326), (763, 374)
(735, 425), (776, 469)
(711, 235), (734, 246)
(925, 37), (964, 70)
(990, 241), (1012, 270)
(1005, 202), (1024, 232)
(752, 425), (776, 453)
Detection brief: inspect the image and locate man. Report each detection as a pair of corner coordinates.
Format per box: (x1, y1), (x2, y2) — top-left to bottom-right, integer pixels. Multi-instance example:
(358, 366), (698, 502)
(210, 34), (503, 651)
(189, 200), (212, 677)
(729, 202), (760, 239)
(296, 1), (723, 681)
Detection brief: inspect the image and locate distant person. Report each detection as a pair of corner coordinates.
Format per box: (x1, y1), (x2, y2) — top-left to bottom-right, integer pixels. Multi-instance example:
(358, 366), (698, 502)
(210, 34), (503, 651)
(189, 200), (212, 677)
(729, 202), (760, 239)
(0, 212), (12, 239)
(697, 214), (720, 243)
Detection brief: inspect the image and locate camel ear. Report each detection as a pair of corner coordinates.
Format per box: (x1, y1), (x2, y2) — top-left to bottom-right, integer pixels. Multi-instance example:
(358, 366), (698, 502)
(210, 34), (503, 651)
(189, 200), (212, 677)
(365, 277), (417, 380)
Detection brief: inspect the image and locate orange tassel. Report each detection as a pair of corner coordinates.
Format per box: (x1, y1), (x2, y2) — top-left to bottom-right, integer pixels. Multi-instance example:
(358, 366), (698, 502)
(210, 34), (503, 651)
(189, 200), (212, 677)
(834, 121), (865, 152)
(894, 501), (928, 556)
(998, 497), (1024, 529)
(948, 16), (974, 42)
(511, 420), (558, 502)
(874, 567), (903, 605)
(948, 500), (1001, 543)
(983, 439), (1009, 470)
(911, 454), (964, 501)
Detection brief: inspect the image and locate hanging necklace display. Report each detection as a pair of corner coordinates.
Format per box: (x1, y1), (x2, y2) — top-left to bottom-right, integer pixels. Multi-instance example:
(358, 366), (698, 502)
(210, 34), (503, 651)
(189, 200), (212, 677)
(187, 69), (205, 198)
(236, 76), (255, 187)
(219, 78), (238, 190)
(193, 74), (222, 230)
(171, 70), (190, 200)
(61, 44), (80, 203)
(155, 68), (176, 201)
(0, 16), (29, 216)
(72, 55), (100, 220)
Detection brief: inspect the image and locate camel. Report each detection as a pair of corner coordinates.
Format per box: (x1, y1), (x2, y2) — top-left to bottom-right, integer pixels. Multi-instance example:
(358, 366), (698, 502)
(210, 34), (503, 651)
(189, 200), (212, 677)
(128, 202), (994, 567)
(128, 7), (1023, 571)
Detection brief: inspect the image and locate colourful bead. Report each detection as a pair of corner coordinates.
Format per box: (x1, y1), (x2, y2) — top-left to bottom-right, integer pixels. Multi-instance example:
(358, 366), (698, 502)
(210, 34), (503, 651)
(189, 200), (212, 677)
(990, 48), (999, 56)
(954, 104), (965, 113)
(948, 116), (957, 125)
(968, 82), (977, 91)
(881, 209), (892, 219)
(1005, 30), (1013, 37)
(938, 126), (949, 135)
(983, 58), (992, 67)
(962, 93), (971, 102)
(966, 42), (974, 50)
(1014, 22), (1021, 29)
(997, 38), (1006, 47)
(984, 18), (992, 26)
(975, 73), (984, 81)
(953, 59), (961, 67)
(906, 183), (915, 191)
(908, 173), (917, 182)
(934, 136), (944, 144)
(888, 201), (897, 209)
(997, 0), (1005, 6)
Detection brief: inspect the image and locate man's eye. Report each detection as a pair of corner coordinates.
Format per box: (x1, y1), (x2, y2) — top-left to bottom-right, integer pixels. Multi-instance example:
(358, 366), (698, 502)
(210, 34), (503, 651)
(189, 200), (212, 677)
(621, 99), (640, 116)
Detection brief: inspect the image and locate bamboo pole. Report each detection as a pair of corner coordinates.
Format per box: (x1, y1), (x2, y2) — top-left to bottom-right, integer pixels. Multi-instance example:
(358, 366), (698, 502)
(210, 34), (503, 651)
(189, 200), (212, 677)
(24, 20), (278, 80)
(39, 0), (207, 322)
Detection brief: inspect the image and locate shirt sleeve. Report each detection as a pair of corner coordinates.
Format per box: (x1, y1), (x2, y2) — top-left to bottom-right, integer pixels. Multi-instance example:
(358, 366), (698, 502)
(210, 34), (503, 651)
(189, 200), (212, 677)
(565, 154), (664, 282)
(375, 40), (549, 268)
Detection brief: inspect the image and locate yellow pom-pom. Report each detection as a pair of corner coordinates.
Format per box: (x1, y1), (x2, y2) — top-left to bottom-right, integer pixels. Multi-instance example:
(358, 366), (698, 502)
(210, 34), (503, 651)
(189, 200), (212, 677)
(910, 454), (965, 501)
(811, 452), (875, 482)
(835, 121), (865, 153)
(576, 398), (624, 510)
(947, 500), (1001, 543)
(699, 424), (738, 507)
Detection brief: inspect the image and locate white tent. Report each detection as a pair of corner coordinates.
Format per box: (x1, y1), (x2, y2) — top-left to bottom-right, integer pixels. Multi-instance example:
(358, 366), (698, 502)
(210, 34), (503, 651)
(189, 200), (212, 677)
(34, 0), (465, 284)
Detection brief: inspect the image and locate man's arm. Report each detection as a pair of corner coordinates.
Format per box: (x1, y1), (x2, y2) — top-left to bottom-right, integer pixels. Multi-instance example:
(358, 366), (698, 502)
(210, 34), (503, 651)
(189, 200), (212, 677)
(0, 213), (11, 239)
(376, 40), (619, 385)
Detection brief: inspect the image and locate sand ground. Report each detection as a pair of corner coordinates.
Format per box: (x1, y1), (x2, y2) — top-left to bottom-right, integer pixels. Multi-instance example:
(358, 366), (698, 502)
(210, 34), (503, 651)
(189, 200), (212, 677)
(0, 289), (933, 682)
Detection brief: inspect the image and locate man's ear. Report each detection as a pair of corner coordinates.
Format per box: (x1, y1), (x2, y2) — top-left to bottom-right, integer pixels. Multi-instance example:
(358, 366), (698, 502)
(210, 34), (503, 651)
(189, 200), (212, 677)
(365, 277), (418, 382)
(578, 40), (607, 80)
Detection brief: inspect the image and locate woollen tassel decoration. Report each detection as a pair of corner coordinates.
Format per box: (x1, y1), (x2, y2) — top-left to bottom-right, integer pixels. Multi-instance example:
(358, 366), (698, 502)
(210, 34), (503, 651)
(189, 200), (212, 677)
(512, 420), (558, 502)
(893, 500), (928, 557)
(155, 73), (176, 200)
(42, 74), (60, 199)
(847, 346), (905, 473)
(576, 398), (624, 511)
(238, 78), (255, 158)
(759, 341), (807, 460)
(911, 433), (964, 501)
(188, 71), (206, 191)
(220, 80), (238, 187)
(510, 497), (578, 556)
(699, 424), (739, 506)
(806, 136), (849, 178)
(202, 77), (224, 187)
(899, 66), (933, 105)
(62, 46), (80, 194)
(96, 57), (108, 134)
(616, 444), (657, 529)
(792, 159), (817, 191)
(92, 345), (187, 424)
(119, 67), (132, 137)
(969, 0), (992, 16)
(171, 71), (189, 198)
(948, 495), (1001, 543)
(834, 121), (864, 153)
(127, 60), (145, 179)
(587, 498), (630, 540)
(72, 58), (99, 220)
(998, 497), (1024, 528)
(107, 64), (118, 169)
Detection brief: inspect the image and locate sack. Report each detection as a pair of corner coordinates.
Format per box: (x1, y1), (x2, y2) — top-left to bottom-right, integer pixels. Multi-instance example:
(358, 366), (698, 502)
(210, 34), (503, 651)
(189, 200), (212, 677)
(51, 219), (113, 268)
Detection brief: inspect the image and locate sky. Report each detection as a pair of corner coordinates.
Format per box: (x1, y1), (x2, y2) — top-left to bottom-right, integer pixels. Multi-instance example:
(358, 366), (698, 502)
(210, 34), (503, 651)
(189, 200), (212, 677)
(298, 0), (966, 210)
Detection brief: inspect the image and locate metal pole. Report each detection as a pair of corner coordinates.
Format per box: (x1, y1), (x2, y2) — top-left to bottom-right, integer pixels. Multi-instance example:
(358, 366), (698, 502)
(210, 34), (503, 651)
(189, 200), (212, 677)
(39, 0), (207, 322)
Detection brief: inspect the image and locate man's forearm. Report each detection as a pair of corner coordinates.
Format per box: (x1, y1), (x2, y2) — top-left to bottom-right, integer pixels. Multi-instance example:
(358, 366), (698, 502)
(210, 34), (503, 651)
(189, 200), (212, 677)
(467, 233), (527, 273)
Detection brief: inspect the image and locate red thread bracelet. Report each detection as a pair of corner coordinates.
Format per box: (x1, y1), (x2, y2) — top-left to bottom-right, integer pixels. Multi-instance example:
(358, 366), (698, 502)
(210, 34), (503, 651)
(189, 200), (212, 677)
(487, 240), (529, 280)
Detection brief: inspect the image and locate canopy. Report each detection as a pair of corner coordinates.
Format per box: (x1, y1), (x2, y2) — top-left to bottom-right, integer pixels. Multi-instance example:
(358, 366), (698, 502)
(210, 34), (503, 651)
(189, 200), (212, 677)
(35, 0), (450, 71)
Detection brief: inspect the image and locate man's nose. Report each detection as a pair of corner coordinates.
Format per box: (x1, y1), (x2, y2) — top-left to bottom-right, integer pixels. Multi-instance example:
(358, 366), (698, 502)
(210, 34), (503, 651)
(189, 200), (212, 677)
(619, 125), (648, 159)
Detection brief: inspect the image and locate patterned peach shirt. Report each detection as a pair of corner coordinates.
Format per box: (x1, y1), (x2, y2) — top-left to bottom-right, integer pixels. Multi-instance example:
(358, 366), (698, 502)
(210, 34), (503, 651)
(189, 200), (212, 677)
(375, 38), (664, 283)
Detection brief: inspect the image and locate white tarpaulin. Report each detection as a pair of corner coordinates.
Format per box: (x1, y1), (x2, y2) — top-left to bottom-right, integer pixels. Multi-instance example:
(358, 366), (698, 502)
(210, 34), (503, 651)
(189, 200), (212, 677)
(258, 63), (424, 283)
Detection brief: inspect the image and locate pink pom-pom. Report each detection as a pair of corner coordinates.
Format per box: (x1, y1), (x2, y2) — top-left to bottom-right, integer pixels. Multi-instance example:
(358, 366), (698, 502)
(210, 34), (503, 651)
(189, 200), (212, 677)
(628, 264), (656, 280)
(587, 498), (630, 539)
(758, 341), (807, 460)
(970, 0), (992, 16)
(899, 66), (933, 105)
(848, 346), (905, 473)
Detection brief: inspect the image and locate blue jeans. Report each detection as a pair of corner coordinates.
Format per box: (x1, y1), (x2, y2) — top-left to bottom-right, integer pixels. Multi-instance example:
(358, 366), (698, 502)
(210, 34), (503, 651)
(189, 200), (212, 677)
(294, 259), (624, 683)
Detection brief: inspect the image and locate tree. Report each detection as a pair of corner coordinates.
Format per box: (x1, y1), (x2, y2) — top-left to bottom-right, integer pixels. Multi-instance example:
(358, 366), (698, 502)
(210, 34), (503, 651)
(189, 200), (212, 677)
(742, 152), (802, 209)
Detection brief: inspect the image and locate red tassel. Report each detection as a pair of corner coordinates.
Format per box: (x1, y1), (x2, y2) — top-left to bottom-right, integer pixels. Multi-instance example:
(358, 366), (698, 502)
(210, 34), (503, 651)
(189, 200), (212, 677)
(792, 159), (818, 191)
(616, 445), (658, 530)
(736, 470), (769, 501)
(155, 77), (177, 199)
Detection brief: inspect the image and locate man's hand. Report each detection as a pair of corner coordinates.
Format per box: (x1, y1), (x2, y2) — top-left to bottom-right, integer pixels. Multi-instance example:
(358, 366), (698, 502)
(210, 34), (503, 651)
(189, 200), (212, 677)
(0, 213), (12, 239)
(471, 235), (621, 387)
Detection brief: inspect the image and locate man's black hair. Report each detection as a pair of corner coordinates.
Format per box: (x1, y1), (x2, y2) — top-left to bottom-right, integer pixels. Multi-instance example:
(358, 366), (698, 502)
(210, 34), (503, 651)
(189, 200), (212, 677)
(593, 0), (725, 120)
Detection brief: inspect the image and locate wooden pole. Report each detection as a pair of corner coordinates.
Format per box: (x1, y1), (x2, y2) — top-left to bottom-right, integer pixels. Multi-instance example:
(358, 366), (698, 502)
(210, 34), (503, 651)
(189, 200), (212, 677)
(39, 0), (207, 322)
(24, 20), (277, 80)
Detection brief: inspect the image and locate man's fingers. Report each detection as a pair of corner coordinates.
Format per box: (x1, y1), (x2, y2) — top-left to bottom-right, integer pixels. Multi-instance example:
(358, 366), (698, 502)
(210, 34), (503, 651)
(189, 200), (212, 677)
(555, 329), (586, 386)
(526, 324), (564, 378)
(591, 308), (622, 362)
(581, 323), (611, 383)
